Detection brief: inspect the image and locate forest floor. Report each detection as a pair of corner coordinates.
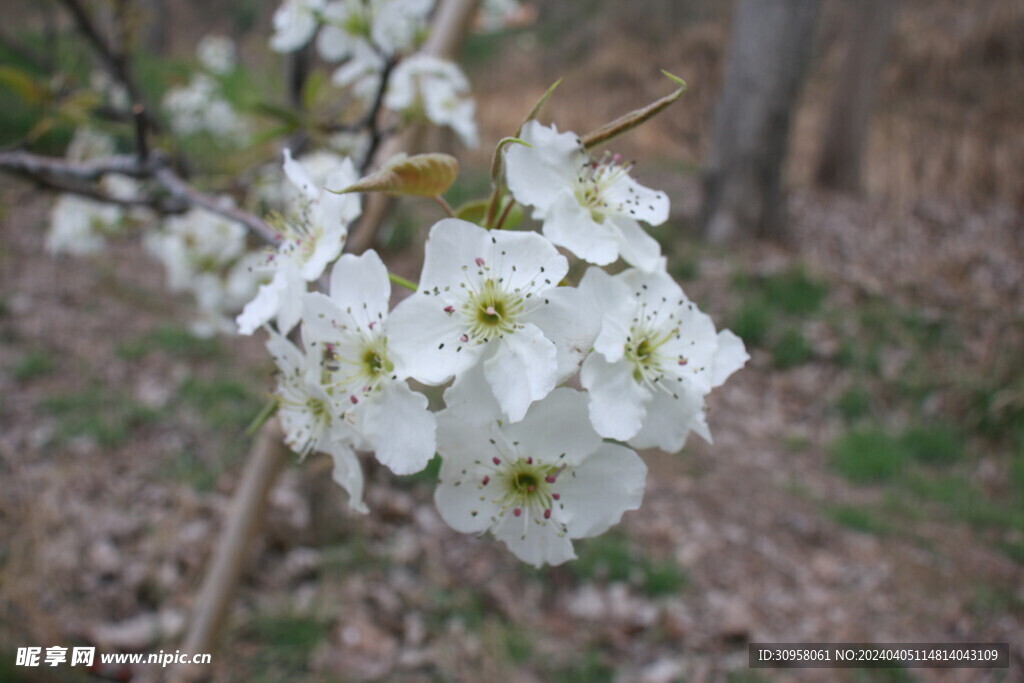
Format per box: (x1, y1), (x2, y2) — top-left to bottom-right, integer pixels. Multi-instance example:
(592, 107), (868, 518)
(2, 1), (1023, 682)
(2, 175), (1022, 683)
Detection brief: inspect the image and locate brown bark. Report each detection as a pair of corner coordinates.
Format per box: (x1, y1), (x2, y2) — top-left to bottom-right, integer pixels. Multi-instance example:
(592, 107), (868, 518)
(702, 0), (822, 244)
(815, 0), (898, 193)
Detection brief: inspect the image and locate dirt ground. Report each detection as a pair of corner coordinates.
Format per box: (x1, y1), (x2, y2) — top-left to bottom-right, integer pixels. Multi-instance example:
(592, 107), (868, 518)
(1, 1), (1023, 681)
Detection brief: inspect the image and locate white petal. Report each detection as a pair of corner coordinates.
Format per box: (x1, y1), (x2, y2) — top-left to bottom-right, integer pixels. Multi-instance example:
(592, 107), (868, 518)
(580, 353), (651, 440)
(327, 250), (391, 327)
(361, 382), (436, 475)
(270, 0), (321, 53)
(325, 440), (368, 513)
(436, 404), (502, 465)
(282, 148), (319, 200)
(628, 379), (709, 453)
(484, 323), (557, 422)
(320, 158), (361, 226)
(300, 228), (346, 281)
(612, 216), (663, 272)
(315, 1), (356, 61)
(236, 269), (288, 335)
(483, 228), (568, 294)
(557, 443), (646, 538)
(275, 269), (306, 335)
(388, 293), (484, 384)
(434, 431), (501, 534)
(265, 327), (304, 371)
(418, 218), (493, 292)
(578, 266), (634, 362)
(491, 510), (576, 568)
(442, 361), (503, 426)
(504, 388), (600, 467)
(298, 291), (345, 344)
(525, 286), (601, 383)
(544, 192), (620, 266)
(505, 120), (584, 214)
(604, 174), (669, 226)
(711, 329), (749, 387)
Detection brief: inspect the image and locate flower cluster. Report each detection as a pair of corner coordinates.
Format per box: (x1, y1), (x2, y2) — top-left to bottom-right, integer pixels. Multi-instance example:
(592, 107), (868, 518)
(46, 129), (149, 256)
(244, 120), (747, 566)
(269, 0), (477, 147)
(145, 206), (265, 337)
(162, 38), (250, 145)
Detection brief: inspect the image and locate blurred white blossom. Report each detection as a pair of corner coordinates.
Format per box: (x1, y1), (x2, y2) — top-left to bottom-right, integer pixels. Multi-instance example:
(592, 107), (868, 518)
(197, 35), (237, 75)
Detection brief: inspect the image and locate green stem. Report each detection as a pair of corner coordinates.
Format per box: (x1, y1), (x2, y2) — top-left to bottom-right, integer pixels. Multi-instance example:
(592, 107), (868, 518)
(389, 272), (419, 292)
(484, 184), (503, 229)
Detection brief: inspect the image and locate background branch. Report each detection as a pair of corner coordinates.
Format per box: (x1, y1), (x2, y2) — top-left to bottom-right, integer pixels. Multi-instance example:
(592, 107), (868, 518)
(57, 0), (162, 134)
(0, 150), (277, 244)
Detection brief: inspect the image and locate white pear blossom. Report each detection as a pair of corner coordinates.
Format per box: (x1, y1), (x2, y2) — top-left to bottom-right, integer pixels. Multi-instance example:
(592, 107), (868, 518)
(579, 265), (748, 452)
(316, 0), (371, 62)
(434, 388), (647, 567)
(388, 218), (598, 422)
(89, 70), (129, 110)
(328, 0), (433, 55)
(476, 0), (523, 32)
(197, 35), (237, 75)
(505, 120), (669, 271)
(47, 194), (123, 256)
(67, 127), (116, 161)
(237, 150), (361, 335)
(385, 55), (478, 148)
(370, 0), (433, 55)
(331, 41), (387, 102)
(146, 206), (247, 292)
(270, 0), (326, 53)
(266, 329), (367, 512)
(163, 75), (250, 143)
(301, 250), (436, 475)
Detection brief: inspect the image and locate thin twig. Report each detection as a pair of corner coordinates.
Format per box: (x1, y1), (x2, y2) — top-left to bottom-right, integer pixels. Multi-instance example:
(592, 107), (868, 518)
(359, 56), (400, 176)
(345, 0), (482, 254)
(132, 104), (149, 162)
(57, 0), (161, 134)
(0, 149), (277, 244)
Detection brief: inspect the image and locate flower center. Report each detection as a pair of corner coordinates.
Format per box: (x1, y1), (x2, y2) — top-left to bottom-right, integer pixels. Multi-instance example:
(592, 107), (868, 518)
(625, 325), (677, 386)
(495, 458), (559, 516)
(462, 278), (523, 341)
(573, 152), (632, 222)
(327, 333), (394, 397)
(270, 200), (323, 267)
(306, 396), (329, 420)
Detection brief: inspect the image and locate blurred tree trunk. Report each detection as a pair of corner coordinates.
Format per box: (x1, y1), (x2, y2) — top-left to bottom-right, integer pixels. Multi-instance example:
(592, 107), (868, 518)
(139, 0), (168, 56)
(702, 0), (822, 244)
(814, 0), (897, 193)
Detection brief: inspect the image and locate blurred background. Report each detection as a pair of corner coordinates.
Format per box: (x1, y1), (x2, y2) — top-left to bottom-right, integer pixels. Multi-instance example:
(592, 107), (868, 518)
(1, 0), (1022, 680)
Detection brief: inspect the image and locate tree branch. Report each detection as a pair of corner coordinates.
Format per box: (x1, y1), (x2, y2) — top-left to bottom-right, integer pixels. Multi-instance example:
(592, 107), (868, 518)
(0, 149), (277, 244)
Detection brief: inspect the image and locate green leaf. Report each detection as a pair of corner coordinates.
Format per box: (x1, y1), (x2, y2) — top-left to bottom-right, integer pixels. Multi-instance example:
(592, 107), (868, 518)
(517, 77), (562, 135)
(251, 124), (298, 146)
(250, 100), (304, 127)
(582, 71), (686, 150)
(0, 65), (48, 106)
(330, 153), (459, 197)
(302, 68), (329, 111)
